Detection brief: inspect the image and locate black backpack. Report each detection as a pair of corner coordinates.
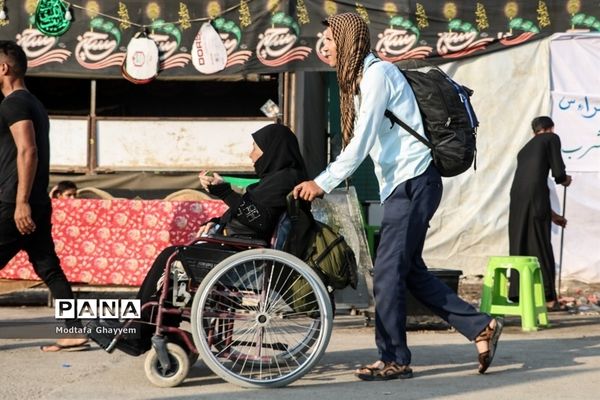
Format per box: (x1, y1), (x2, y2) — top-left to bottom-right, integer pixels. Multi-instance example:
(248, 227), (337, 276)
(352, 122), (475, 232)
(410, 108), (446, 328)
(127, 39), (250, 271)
(284, 197), (358, 291)
(384, 65), (478, 177)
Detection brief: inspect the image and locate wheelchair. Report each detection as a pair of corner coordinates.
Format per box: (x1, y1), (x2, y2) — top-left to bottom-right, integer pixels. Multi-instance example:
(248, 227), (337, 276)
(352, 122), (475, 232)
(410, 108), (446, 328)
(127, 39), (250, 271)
(109, 220), (333, 389)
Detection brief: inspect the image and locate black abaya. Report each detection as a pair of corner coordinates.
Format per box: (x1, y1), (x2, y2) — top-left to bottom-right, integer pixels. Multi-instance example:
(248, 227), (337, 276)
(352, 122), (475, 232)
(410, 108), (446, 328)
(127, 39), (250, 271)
(90, 124), (309, 355)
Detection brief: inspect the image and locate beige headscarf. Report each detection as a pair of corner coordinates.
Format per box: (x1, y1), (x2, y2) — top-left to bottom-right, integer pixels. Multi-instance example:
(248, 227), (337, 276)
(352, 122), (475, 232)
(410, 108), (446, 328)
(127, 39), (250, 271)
(324, 13), (371, 147)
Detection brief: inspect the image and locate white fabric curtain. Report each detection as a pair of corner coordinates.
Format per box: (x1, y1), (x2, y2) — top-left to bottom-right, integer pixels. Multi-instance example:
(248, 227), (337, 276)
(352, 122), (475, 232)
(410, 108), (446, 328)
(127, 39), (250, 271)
(422, 39), (551, 276)
(421, 34), (600, 284)
(549, 33), (600, 283)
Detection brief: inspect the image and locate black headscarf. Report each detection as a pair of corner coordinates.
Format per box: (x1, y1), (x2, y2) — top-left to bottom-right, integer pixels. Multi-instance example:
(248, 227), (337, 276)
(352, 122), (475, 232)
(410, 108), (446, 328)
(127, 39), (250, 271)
(246, 123), (308, 208)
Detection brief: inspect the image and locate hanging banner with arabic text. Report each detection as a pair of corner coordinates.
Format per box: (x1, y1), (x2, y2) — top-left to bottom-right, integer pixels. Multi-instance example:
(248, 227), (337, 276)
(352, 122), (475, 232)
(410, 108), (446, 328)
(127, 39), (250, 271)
(550, 33), (600, 172)
(551, 93), (600, 172)
(0, 0), (599, 79)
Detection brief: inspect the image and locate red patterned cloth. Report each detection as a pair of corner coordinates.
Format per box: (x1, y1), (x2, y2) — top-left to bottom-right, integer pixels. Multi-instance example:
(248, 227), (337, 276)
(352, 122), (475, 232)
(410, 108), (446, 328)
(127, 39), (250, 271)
(0, 198), (228, 286)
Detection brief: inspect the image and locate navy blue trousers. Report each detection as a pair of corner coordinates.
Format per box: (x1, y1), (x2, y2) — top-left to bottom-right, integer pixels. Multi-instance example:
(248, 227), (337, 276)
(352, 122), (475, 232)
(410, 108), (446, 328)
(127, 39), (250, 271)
(374, 164), (491, 365)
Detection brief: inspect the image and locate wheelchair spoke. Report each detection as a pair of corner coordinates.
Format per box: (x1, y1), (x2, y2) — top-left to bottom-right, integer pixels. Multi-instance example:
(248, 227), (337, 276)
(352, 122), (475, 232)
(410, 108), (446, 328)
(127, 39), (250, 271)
(228, 323), (260, 371)
(267, 322), (300, 364)
(260, 261), (275, 314)
(264, 260), (294, 313)
(211, 318), (258, 357)
(202, 292), (255, 316)
(263, 326), (286, 376)
(266, 273), (301, 314)
(269, 318), (319, 360)
(235, 262), (258, 293)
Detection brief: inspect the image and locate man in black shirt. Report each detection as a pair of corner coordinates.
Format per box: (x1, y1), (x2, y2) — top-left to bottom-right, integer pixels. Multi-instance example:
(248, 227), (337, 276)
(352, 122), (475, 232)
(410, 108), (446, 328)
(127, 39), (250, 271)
(0, 40), (88, 351)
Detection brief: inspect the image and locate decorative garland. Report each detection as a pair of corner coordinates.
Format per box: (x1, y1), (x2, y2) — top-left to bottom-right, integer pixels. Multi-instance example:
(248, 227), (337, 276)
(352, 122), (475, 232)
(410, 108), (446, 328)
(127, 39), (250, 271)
(272, 11), (300, 37)
(10, 1), (600, 38)
(390, 16), (420, 36)
(571, 13), (600, 31)
(213, 16), (242, 44)
(29, 0), (258, 37)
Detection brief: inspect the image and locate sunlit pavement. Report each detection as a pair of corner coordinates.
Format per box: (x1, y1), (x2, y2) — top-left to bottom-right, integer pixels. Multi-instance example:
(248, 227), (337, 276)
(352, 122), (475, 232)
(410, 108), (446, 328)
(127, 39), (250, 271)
(1, 306), (599, 400)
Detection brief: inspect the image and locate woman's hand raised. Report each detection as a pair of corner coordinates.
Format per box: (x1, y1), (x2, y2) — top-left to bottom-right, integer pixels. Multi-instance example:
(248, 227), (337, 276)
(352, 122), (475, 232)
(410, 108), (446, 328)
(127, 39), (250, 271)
(198, 171), (224, 190)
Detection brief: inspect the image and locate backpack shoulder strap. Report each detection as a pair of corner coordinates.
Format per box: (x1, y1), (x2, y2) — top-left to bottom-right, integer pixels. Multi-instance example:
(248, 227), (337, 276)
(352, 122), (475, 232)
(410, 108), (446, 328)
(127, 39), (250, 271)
(366, 51), (381, 69)
(384, 109), (433, 150)
(313, 226), (345, 265)
(367, 53), (433, 149)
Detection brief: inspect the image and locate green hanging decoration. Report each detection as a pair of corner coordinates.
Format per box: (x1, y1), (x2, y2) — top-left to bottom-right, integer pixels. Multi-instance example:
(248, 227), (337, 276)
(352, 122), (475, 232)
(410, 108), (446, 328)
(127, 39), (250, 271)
(35, 0), (71, 36)
(151, 19), (182, 46)
(90, 18), (122, 46)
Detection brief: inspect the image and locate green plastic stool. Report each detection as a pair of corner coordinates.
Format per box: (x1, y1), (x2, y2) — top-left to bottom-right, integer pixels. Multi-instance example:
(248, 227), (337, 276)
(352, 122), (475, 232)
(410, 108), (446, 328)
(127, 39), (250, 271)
(360, 204), (380, 260)
(364, 225), (380, 259)
(480, 256), (549, 331)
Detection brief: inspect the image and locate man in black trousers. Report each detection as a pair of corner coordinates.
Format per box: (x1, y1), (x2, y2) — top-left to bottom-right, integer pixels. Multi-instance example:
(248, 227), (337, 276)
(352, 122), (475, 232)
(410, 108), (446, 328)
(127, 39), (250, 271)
(0, 40), (88, 352)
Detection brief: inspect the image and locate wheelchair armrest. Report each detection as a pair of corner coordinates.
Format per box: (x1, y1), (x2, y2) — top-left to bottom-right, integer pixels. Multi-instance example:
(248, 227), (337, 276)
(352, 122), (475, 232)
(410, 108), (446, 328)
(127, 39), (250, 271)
(194, 234), (269, 249)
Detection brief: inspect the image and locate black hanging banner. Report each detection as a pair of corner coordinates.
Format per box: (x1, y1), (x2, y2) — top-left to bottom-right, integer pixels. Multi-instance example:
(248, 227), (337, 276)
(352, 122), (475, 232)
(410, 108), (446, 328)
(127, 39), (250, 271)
(0, 0), (598, 79)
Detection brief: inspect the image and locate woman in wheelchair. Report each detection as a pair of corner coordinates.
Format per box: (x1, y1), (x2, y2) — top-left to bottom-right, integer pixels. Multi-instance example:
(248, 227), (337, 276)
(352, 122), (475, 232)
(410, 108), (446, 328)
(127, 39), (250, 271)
(88, 123), (309, 356)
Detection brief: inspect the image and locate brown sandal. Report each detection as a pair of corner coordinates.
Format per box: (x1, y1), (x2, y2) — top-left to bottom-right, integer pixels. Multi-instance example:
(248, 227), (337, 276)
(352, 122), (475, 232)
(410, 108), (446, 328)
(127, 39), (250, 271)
(475, 317), (504, 374)
(355, 361), (413, 381)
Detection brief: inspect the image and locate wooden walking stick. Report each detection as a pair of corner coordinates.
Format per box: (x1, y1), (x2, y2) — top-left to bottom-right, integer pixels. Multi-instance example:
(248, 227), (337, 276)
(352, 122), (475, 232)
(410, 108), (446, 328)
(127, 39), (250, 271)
(557, 186), (567, 299)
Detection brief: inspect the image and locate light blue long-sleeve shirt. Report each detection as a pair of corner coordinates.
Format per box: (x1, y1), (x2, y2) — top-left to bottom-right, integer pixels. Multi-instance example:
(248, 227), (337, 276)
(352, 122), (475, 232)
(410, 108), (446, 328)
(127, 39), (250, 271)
(314, 53), (432, 203)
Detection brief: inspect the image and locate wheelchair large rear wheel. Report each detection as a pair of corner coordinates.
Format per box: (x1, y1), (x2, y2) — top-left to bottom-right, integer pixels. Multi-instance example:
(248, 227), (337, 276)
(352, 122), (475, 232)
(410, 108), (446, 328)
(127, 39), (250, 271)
(191, 249), (333, 388)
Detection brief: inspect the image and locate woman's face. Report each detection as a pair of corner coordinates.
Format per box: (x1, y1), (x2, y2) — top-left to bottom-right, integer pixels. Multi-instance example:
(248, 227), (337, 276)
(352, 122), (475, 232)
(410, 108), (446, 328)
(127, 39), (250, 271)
(534, 126), (554, 135)
(58, 189), (77, 199)
(249, 141), (264, 164)
(322, 27), (337, 68)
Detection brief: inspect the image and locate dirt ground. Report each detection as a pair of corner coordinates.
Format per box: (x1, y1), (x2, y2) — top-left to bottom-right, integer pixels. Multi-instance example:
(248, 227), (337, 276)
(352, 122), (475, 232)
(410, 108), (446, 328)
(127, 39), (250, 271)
(458, 277), (600, 304)
(2, 306), (600, 400)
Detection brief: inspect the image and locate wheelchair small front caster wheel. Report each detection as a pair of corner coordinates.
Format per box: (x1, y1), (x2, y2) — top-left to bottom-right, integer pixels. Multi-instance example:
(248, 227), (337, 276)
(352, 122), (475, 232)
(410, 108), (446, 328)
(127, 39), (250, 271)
(144, 342), (190, 387)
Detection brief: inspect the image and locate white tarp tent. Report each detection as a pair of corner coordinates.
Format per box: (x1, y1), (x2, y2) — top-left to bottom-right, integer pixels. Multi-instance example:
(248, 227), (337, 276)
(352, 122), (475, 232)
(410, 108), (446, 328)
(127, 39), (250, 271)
(549, 33), (600, 283)
(422, 35), (600, 284)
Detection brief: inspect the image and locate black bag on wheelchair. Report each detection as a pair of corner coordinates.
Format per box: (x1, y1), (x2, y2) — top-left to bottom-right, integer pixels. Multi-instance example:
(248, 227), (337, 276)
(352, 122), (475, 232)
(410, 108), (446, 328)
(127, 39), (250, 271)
(304, 221), (358, 291)
(288, 276), (318, 314)
(285, 197), (358, 291)
(283, 197), (358, 313)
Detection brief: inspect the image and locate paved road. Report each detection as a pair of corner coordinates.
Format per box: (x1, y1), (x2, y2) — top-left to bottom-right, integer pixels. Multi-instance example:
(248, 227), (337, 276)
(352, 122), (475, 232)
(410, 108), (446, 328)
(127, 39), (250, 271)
(1, 306), (599, 400)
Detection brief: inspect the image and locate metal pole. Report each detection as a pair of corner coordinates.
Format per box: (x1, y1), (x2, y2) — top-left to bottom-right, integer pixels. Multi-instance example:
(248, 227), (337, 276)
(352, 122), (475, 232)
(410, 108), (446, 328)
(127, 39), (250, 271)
(557, 185), (567, 299)
(88, 79), (97, 173)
